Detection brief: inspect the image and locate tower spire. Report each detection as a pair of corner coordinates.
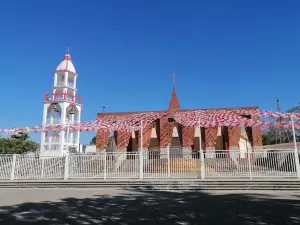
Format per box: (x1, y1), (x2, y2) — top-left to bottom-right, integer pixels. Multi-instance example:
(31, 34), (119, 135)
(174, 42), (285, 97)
(168, 73), (180, 110)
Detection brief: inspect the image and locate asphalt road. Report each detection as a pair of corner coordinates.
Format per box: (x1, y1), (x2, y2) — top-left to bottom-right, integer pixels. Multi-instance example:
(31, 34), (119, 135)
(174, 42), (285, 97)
(0, 188), (299, 224)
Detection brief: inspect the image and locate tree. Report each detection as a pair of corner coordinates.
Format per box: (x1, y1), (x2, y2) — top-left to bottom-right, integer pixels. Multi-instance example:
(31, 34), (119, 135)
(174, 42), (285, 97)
(0, 133), (39, 154)
(262, 103), (300, 145)
(90, 136), (96, 145)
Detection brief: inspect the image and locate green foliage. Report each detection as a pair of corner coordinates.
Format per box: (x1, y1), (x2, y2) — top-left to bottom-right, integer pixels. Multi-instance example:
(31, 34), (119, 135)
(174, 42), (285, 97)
(90, 136), (96, 145)
(263, 103), (300, 145)
(0, 138), (39, 154)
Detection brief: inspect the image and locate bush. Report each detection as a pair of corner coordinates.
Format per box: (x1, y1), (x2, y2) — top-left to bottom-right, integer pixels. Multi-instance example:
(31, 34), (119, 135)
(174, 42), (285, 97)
(0, 138), (39, 154)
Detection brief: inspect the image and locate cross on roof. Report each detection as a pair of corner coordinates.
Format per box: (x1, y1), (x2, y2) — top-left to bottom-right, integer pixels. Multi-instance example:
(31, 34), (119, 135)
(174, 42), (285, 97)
(66, 47), (71, 54)
(171, 73), (176, 89)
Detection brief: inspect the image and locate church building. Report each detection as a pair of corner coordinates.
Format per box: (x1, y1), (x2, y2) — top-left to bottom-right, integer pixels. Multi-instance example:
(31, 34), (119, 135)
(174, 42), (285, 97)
(96, 85), (263, 153)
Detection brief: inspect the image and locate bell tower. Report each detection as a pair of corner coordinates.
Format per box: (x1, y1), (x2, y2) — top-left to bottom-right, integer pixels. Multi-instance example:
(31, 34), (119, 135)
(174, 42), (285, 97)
(40, 53), (82, 156)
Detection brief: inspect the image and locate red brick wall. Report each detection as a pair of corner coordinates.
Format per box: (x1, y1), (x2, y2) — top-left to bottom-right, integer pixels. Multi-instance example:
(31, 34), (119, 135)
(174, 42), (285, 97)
(205, 127), (218, 149)
(160, 120), (174, 148)
(115, 131), (131, 151)
(228, 126), (242, 149)
(96, 131), (109, 150)
(182, 126), (195, 148)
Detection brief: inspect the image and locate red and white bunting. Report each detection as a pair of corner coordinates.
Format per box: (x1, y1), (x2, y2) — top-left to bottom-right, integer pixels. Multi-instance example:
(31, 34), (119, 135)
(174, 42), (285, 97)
(1, 109), (300, 134)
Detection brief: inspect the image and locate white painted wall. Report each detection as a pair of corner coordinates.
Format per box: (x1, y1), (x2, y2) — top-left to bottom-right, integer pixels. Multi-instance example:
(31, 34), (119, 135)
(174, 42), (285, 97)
(85, 145), (97, 153)
(239, 137), (252, 158)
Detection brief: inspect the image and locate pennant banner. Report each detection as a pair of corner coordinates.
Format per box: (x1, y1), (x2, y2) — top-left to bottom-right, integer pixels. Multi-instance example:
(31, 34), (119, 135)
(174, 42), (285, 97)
(1, 109), (300, 134)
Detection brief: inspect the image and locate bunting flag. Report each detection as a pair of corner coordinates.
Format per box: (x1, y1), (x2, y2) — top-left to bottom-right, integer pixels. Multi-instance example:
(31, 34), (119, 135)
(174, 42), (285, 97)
(1, 109), (300, 134)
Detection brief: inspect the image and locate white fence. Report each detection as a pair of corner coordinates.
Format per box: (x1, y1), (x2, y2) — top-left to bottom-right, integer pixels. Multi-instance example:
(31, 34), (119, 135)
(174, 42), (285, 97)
(0, 149), (300, 180)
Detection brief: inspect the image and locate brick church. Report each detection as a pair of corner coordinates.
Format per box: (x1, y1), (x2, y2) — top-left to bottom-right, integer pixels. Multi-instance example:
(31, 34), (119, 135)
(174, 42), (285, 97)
(96, 87), (263, 152)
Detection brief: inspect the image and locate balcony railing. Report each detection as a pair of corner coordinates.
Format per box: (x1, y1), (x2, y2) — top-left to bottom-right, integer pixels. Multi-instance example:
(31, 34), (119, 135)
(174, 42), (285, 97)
(44, 93), (82, 104)
(55, 81), (75, 89)
(45, 136), (60, 143)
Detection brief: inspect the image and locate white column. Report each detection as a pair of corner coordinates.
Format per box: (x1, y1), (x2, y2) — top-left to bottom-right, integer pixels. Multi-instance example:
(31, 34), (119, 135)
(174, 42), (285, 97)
(64, 72), (68, 86)
(59, 103), (66, 156)
(63, 88), (67, 101)
(76, 108), (81, 152)
(52, 89), (56, 100)
(41, 104), (49, 154)
(66, 122), (70, 153)
(54, 73), (58, 86)
(70, 114), (74, 147)
(73, 90), (76, 102)
(73, 75), (77, 89)
(291, 115), (300, 179)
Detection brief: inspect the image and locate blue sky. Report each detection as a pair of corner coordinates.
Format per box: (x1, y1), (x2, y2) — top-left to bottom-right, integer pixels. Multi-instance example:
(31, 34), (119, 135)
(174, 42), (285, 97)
(0, 0), (299, 144)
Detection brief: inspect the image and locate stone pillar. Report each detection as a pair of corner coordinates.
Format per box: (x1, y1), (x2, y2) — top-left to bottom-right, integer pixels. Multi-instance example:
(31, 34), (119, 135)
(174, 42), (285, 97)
(160, 121), (174, 148)
(96, 131), (110, 151)
(115, 131), (131, 151)
(252, 125), (263, 150)
(182, 126), (195, 158)
(228, 126), (241, 150)
(205, 127), (218, 150)
(204, 127), (218, 158)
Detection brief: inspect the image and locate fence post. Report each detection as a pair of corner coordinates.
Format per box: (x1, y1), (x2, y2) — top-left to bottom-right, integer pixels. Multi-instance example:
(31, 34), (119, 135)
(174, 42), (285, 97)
(64, 153), (69, 180)
(167, 145), (171, 178)
(295, 150), (300, 179)
(198, 119), (205, 179)
(10, 154), (17, 180)
(104, 152), (107, 180)
(200, 149), (205, 180)
(291, 115), (300, 179)
(41, 157), (45, 179)
(139, 150), (143, 179)
(248, 152), (252, 180)
(139, 120), (144, 180)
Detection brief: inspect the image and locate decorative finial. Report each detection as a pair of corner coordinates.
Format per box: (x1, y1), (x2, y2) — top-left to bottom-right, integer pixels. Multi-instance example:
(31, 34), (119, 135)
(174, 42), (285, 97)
(170, 73), (176, 90)
(66, 47), (71, 54)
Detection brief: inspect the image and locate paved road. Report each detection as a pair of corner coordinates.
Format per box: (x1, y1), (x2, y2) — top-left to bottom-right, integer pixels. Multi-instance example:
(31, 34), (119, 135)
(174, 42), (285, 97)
(0, 188), (299, 224)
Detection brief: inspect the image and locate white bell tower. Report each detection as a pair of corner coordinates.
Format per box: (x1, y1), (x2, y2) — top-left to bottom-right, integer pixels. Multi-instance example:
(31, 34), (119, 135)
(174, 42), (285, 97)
(40, 53), (82, 156)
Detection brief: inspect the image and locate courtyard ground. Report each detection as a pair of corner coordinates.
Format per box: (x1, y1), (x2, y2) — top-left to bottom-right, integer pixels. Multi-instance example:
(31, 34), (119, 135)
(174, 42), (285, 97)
(0, 188), (299, 224)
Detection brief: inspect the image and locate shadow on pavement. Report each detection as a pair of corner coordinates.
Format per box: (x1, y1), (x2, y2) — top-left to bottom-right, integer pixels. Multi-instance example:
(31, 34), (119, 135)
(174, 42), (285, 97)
(0, 189), (299, 224)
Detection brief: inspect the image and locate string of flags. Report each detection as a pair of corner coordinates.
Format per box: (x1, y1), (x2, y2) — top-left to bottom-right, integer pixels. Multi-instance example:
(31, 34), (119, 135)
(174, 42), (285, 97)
(1, 109), (300, 134)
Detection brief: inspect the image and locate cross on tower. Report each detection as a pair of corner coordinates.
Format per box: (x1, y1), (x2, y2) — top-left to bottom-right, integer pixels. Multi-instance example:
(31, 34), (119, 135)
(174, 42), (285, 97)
(66, 47), (71, 54)
(171, 73), (176, 89)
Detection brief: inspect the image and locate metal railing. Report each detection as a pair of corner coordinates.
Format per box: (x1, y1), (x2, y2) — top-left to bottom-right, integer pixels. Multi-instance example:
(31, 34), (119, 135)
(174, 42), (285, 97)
(0, 149), (300, 180)
(45, 136), (60, 143)
(56, 81), (75, 89)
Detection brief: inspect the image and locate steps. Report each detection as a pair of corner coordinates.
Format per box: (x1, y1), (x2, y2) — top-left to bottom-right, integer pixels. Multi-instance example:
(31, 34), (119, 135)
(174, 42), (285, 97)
(0, 179), (300, 190)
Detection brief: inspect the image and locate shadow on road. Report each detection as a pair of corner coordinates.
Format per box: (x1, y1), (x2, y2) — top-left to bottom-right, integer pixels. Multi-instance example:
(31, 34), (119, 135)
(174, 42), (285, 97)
(0, 189), (299, 224)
